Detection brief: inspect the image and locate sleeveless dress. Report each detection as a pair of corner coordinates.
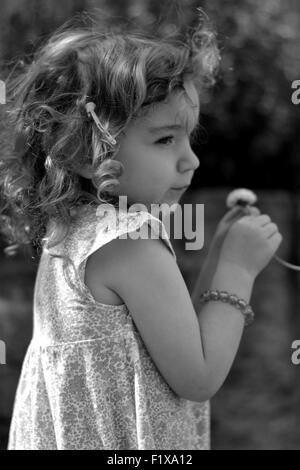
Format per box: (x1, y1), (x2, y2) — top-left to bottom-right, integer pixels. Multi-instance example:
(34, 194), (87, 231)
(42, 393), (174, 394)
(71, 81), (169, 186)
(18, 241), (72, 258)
(8, 202), (210, 450)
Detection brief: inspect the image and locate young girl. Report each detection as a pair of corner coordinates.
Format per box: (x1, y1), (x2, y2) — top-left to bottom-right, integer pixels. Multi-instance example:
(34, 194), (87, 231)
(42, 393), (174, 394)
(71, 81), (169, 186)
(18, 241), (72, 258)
(1, 14), (282, 451)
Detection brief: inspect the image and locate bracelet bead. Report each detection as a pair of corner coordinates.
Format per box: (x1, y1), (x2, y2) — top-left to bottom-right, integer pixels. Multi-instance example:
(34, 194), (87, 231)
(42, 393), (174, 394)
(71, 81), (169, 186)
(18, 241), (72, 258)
(202, 291), (210, 302)
(219, 291), (228, 302)
(229, 294), (238, 305)
(237, 299), (248, 309)
(210, 290), (220, 301)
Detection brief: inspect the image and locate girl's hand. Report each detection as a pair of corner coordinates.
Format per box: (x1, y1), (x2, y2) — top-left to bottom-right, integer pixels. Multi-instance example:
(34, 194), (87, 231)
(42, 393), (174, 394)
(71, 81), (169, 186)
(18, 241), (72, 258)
(219, 213), (283, 278)
(210, 205), (261, 254)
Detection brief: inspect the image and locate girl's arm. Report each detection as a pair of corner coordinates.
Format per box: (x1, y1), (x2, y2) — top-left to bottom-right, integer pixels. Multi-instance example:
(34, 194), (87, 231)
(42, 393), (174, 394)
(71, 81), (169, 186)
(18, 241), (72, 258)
(194, 260), (254, 399)
(191, 238), (221, 312)
(90, 222), (255, 403)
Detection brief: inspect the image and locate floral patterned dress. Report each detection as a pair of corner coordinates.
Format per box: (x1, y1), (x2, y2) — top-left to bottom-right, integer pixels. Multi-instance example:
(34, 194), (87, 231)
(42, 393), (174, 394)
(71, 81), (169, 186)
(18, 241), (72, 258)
(8, 203), (210, 450)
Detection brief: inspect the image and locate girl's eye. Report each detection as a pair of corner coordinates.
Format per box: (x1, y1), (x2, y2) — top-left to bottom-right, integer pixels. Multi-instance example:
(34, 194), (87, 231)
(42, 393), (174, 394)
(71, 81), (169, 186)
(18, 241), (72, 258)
(155, 135), (175, 146)
(155, 133), (196, 146)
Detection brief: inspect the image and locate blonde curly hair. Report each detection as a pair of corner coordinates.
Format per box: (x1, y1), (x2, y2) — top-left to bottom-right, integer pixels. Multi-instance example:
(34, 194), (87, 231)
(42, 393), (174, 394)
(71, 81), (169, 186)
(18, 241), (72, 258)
(0, 9), (220, 258)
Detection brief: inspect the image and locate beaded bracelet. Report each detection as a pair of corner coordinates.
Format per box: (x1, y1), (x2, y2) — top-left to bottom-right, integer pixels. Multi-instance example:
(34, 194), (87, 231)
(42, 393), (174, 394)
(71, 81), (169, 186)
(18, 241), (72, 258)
(199, 290), (255, 327)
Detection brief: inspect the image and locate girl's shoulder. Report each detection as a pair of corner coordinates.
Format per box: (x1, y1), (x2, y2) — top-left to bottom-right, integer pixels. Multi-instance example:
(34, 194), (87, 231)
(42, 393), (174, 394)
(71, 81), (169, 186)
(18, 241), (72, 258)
(81, 203), (177, 306)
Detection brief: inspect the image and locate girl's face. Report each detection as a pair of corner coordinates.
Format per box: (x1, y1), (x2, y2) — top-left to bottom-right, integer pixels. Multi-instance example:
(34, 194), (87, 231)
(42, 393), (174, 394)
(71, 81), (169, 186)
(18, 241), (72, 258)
(112, 80), (200, 210)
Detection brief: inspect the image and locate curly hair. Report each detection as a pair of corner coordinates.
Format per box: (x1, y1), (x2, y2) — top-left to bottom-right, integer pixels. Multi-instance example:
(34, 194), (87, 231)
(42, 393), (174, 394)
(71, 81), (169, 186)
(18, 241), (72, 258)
(0, 9), (220, 259)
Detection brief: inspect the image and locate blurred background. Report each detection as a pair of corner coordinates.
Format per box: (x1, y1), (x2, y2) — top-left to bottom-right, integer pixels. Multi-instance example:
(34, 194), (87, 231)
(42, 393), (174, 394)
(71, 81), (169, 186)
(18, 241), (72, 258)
(1, 0), (300, 450)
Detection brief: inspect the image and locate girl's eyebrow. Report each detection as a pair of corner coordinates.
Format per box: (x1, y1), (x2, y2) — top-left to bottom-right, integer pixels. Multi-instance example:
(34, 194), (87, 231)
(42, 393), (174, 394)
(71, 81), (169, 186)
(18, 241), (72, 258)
(148, 122), (199, 134)
(148, 124), (183, 134)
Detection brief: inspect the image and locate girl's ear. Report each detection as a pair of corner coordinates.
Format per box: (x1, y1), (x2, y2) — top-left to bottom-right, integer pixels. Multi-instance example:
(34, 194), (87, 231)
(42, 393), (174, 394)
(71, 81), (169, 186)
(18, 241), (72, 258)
(75, 163), (93, 179)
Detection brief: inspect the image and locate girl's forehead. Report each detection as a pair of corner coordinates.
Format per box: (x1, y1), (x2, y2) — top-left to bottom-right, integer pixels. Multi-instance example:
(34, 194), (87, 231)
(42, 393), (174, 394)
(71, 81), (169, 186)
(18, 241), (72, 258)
(138, 89), (200, 133)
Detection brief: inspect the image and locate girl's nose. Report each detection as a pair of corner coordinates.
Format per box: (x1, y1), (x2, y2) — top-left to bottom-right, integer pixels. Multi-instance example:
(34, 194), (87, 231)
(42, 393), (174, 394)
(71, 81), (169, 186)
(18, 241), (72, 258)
(178, 148), (200, 172)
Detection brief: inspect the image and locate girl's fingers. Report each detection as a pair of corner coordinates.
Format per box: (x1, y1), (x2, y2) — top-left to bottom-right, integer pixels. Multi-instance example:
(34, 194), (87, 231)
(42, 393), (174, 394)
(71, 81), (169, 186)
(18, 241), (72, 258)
(247, 207), (261, 216)
(221, 206), (260, 228)
(238, 206), (261, 216)
(222, 206), (245, 222)
(228, 205), (260, 220)
(253, 214), (272, 226)
(262, 222), (279, 238)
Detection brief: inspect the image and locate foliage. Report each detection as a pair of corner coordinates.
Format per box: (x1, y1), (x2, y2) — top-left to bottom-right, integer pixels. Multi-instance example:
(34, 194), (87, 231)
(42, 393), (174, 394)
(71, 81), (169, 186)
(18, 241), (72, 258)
(0, 0), (299, 189)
